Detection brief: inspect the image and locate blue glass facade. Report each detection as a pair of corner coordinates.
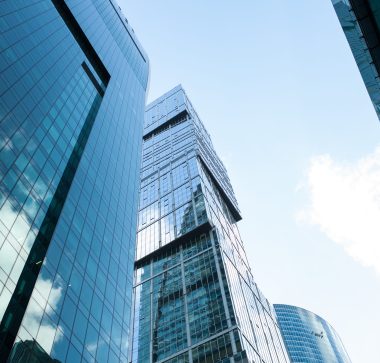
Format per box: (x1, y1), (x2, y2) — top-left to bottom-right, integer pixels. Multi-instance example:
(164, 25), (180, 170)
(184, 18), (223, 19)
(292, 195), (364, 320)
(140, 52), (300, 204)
(0, 1), (149, 362)
(130, 86), (290, 363)
(332, 0), (380, 120)
(274, 305), (352, 363)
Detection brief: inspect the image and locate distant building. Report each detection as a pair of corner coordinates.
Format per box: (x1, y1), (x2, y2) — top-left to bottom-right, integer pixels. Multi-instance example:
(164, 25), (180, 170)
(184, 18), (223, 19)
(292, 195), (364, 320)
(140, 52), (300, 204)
(274, 304), (352, 363)
(332, 0), (380, 120)
(130, 85), (290, 363)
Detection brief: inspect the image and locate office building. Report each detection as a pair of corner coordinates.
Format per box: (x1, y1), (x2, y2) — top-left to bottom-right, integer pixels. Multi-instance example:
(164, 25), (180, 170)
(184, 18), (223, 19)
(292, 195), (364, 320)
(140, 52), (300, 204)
(130, 86), (290, 363)
(332, 0), (380, 119)
(0, 1), (149, 362)
(274, 304), (352, 363)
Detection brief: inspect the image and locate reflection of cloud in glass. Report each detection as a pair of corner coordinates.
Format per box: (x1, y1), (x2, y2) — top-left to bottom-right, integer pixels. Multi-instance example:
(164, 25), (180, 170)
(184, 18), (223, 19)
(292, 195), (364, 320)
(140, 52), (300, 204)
(86, 342), (97, 355)
(0, 197), (38, 251)
(0, 200), (19, 231)
(23, 275), (64, 355)
(33, 178), (48, 199)
(161, 213), (175, 246)
(11, 214), (31, 246)
(0, 135), (14, 150)
(0, 196), (65, 358)
(0, 198), (38, 269)
(0, 288), (12, 322)
(0, 199), (36, 321)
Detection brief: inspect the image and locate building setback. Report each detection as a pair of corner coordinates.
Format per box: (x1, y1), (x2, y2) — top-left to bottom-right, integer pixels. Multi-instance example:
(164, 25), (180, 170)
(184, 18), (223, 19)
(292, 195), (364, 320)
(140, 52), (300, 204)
(274, 304), (352, 363)
(332, 0), (380, 120)
(130, 85), (290, 363)
(0, 1), (149, 362)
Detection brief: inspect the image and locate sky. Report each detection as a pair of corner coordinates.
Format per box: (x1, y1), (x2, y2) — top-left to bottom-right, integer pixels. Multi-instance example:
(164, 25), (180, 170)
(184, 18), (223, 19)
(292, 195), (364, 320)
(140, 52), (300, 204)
(120, 1), (380, 361)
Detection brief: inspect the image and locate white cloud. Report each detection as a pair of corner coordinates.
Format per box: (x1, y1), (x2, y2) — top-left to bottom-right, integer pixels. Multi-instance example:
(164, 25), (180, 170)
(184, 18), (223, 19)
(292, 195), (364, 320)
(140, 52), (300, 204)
(298, 147), (380, 275)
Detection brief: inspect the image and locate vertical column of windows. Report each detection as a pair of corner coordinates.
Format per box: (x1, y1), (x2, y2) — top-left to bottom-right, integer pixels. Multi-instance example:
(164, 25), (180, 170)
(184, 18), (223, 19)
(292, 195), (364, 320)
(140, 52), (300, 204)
(184, 249), (229, 344)
(131, 280), (151, 363)
(152, 265), (186, 362)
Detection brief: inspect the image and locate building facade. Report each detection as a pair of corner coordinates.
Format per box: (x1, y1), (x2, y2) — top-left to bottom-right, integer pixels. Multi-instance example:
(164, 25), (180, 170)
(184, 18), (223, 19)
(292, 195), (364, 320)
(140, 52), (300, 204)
(0, 1), (149, 362)
(274, 305), (352, 363)
(332, 0), (380, 120)
(130, 86), (290, 363)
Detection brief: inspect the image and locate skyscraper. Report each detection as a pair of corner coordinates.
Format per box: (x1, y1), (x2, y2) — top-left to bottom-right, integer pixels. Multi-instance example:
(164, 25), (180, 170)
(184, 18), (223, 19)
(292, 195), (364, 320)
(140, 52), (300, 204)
(332, 0), (380, 120)
(0, 1), (149, 362)
(130, 86), (290, 363)
(274, 304), (352, 363)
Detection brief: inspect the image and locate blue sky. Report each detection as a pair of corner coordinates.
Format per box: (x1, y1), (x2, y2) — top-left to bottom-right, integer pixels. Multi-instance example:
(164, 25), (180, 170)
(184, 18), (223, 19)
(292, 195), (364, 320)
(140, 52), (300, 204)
(121, 1), (380, 361)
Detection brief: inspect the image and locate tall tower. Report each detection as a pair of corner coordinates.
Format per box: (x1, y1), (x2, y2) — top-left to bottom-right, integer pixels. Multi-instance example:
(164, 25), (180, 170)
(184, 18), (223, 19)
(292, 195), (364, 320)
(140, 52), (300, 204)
(0, 1), (149, 362)
(332, 0), (380, 120)
(274, 304), (352, 363)
(130, 86), (290, 363)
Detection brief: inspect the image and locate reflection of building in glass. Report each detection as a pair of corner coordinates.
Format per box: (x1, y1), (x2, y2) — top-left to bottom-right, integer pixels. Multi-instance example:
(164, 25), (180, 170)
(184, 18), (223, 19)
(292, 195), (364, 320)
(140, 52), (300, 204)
(10, 340), (61, 363)
(130, 85), (290, 363)
(274, 304), (352, 363)
(0, 1), (149, 362)
(332, 0), (380, 120)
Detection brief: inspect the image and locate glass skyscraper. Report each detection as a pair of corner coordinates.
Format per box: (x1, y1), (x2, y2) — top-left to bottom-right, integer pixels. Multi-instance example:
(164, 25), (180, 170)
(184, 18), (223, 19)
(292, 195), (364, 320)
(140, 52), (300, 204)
(332, 0), (380, 120)
(274, 304), (352, 363)
(0, 1), (149, 362)
(130, 85), (290, 363)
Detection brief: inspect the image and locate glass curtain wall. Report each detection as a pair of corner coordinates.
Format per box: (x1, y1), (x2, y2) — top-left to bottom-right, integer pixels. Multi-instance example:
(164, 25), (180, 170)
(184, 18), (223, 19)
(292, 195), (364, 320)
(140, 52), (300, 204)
(274, 304), (352, 363)
(0, 1), (149, 362)
(130, 86), (290, 363)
